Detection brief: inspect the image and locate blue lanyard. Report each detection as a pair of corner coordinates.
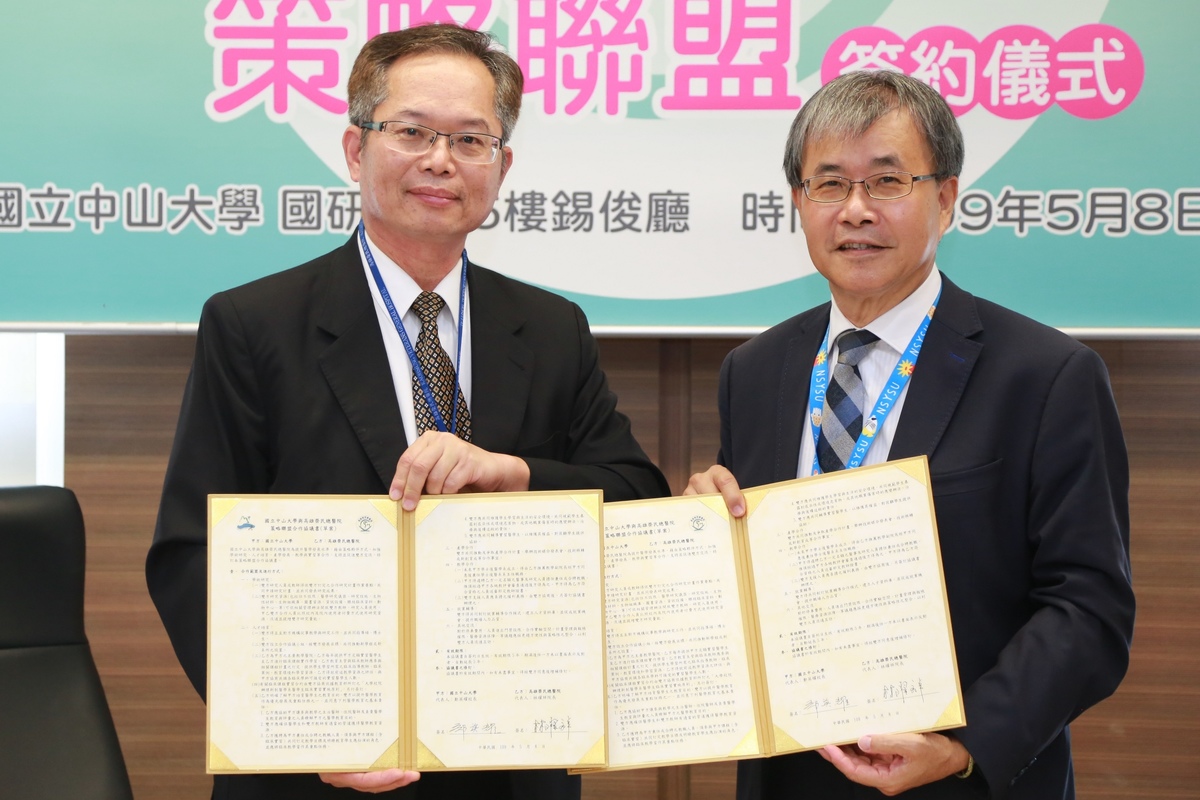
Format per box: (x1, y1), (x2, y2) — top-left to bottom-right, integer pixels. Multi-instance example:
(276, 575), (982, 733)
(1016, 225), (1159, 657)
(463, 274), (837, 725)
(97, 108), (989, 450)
(807, 289), (940, 476)
(359, 222), (468, 436)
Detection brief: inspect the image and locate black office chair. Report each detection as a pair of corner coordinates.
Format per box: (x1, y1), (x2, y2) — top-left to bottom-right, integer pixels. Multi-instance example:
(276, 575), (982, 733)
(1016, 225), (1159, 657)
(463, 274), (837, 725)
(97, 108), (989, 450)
(0, 486), (134, 800)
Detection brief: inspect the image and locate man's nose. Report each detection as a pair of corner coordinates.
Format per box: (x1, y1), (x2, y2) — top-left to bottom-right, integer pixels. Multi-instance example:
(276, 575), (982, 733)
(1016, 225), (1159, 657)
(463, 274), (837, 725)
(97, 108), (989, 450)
(839, 181), (877, 223)
(419, 134), (455, 170)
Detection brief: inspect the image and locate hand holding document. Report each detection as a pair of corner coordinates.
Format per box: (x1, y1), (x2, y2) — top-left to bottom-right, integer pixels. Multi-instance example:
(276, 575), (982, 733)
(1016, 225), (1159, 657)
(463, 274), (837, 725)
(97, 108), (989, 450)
(597, 456), (963, 771)
(208, 491), (607, 774)
(206, 457), (962, 774)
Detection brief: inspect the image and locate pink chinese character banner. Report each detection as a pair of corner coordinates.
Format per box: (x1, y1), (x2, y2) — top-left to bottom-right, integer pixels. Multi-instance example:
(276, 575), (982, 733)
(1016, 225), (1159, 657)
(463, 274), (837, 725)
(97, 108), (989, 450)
(1, 0), (1195, 331)
(821, 23), (1142, 120)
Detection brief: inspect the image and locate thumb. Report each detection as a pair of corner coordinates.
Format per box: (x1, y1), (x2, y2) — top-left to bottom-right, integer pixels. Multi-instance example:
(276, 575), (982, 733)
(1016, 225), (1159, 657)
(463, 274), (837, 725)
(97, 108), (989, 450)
(859, 733), (914, 757)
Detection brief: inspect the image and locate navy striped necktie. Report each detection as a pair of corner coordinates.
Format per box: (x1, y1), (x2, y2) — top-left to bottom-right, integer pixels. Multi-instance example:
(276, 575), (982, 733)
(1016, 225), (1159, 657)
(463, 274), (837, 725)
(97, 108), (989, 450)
(817, 328), (880, 472)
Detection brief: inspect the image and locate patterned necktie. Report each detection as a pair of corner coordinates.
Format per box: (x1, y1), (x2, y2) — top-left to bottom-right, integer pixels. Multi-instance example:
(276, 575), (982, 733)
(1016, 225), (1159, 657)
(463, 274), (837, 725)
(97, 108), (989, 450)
(817, 328), (880, 473)
(411, 291), (472, 442)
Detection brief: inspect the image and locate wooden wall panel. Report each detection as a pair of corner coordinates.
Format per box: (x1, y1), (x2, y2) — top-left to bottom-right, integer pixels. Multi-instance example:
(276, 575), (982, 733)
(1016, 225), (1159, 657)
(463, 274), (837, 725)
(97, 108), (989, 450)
(688, 339), (745, 478)
(61, 334), (1200, 800)
(1069, 340), (1200, 798)
(595, 338), (662, 468)
(64, 334), (209, 800)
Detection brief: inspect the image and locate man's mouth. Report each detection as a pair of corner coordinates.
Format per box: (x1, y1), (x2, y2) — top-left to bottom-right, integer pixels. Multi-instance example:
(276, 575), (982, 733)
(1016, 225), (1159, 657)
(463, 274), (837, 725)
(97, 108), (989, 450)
(411, 187), (457, 200)
(838, 242), (883, 251)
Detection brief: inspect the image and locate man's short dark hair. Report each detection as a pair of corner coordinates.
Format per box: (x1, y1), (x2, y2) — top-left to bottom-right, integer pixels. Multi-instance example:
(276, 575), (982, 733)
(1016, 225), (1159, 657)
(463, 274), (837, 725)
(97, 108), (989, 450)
(347, 23), (524, 144)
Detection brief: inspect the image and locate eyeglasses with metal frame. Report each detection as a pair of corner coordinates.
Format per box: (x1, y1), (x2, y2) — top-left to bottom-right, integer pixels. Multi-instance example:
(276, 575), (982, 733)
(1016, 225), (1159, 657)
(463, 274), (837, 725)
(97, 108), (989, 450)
(360, 120), (503, 164)
(800, 171), (938, 203)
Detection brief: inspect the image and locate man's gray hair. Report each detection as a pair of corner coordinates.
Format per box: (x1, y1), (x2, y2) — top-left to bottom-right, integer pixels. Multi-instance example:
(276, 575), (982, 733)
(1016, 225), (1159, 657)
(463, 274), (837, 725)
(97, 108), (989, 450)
(782, 70), (964, 189)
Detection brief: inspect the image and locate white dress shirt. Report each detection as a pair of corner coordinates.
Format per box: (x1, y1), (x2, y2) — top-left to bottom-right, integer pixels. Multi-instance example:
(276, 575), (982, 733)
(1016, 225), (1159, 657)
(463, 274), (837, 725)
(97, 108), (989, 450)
(797, 267), (943, 477)
(359, 231), (473, 446)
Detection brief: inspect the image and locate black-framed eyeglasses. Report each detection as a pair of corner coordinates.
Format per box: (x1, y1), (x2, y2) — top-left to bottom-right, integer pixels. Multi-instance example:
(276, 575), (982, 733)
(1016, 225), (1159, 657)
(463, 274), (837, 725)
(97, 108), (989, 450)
(360, 120), (503, 164)
(800, 172), (938, 203)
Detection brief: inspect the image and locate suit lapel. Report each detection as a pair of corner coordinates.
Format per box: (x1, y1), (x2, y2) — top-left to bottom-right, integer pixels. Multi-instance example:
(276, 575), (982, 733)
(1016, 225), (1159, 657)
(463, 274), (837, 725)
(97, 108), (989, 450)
(465, 266), (535, 455)
(315, 237), (408, 488)
(889, 275), (983, 460)
(774, 307), (828, 483)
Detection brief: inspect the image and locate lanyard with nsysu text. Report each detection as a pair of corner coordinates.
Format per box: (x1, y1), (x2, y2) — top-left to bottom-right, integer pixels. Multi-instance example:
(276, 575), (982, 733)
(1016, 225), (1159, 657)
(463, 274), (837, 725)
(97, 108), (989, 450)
(807, 289), (940, 476)
(359, 221), (468, 436)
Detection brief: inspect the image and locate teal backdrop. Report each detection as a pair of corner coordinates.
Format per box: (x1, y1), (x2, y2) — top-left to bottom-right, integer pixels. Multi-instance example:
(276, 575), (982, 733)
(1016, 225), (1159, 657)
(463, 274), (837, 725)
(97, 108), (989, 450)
(1, 1), (1194, 330)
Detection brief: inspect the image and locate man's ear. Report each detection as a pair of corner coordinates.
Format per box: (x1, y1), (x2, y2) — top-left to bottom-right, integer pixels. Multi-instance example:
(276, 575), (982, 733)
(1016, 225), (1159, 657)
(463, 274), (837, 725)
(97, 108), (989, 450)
(343, 125), (363, 182)
(937, 175), (959, 236)
(792, 186), (806, 231)
(499, 145), (514, 181)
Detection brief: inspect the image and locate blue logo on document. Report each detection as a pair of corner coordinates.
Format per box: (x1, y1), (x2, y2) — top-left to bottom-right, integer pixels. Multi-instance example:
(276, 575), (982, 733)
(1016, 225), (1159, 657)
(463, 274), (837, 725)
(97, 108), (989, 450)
(236, 516), (255, 530)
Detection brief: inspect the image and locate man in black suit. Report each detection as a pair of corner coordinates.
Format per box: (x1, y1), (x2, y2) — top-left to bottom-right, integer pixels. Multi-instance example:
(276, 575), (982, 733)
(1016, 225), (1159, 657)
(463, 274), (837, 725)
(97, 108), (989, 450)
(147, 23), (668, 800)
(687, 71), (1134, 799)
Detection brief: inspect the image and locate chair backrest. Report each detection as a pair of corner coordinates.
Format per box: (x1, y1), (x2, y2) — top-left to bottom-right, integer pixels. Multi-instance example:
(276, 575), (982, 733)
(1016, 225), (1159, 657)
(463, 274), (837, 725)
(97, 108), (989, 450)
(0, 485), (134, 800)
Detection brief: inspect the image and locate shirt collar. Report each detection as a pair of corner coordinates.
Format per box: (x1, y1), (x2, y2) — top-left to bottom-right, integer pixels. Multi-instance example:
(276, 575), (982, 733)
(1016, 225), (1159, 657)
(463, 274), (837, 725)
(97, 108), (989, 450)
(828, 267), (942, 353)
(359, 230), (466, 325)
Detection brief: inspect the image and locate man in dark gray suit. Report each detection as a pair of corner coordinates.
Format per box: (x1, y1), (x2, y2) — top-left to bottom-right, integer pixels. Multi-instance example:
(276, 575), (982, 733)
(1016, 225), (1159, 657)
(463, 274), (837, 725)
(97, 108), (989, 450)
(688, 71), (1134, 799)
(147, 23), (667, 800)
